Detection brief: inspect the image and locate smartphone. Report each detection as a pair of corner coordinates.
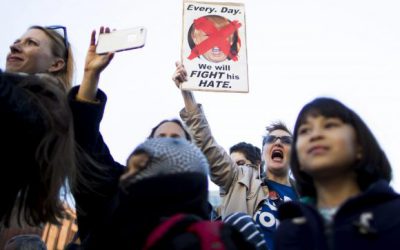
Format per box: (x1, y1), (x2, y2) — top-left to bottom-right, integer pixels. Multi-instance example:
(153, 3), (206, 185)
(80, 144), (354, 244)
(96, 27), (147, 54)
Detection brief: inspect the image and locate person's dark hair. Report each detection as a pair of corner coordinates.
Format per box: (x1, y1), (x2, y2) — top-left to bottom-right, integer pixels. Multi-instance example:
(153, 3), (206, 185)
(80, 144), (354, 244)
(147, 119), (192, 142)
(29, 26), (74, 90)
(230, 142), (261, 166)
(291, 97), (392, 198)
(262, 121), (292, 146)
(4, 234), (47, 250)
(187, 15), (240, 61)
(2, 72), (77, 226)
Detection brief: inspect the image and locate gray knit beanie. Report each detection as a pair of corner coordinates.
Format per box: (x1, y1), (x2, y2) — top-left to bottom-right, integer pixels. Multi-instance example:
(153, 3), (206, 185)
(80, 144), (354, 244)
(122, 138), (209, 186)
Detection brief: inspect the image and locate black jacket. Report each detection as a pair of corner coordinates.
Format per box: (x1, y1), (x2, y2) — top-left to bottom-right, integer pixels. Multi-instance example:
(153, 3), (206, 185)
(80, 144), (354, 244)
(68, 86), (125, 248)
(68, 86), (210, 249)
(275, 180), (400, 250)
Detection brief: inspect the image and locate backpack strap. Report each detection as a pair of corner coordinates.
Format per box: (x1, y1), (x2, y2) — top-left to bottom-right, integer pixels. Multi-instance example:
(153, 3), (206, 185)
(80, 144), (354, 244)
(143, 213), (200, 250)
(187, 221), (226, 250)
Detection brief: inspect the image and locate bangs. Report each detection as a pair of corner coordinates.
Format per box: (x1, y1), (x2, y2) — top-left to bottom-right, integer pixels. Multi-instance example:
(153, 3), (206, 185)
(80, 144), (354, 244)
(296, 98), (354, 127)
(291, 97), (392, 195)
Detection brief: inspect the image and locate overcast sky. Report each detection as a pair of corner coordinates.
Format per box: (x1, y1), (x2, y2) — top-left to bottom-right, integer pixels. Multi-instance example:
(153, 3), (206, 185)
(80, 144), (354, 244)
(2, 0), (399, 192)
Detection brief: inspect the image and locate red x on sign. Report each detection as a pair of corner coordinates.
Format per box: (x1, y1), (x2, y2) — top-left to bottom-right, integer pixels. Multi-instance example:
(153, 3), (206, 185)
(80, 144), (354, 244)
(188, 16), (241, 61)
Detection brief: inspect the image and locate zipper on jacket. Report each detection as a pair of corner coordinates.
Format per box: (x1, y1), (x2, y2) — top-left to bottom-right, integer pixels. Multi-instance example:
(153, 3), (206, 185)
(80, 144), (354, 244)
(324, 220), (334, 250)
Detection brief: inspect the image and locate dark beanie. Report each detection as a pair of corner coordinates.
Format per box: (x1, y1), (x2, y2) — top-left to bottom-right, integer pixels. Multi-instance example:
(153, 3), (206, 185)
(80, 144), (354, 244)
(110, 138), (210, 249)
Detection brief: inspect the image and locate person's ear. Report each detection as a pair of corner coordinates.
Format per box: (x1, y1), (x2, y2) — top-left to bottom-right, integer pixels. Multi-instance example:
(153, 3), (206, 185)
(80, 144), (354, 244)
(356, 145), (363, 160)
(48, 58), (65, 73)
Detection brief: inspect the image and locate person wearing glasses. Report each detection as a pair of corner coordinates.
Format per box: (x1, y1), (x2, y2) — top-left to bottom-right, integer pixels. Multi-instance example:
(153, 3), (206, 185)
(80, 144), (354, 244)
(6, 25), (73, 89)
(275, 97), (400, 250)
(1, 25), (76, 228)
(173, 62), (297, 250)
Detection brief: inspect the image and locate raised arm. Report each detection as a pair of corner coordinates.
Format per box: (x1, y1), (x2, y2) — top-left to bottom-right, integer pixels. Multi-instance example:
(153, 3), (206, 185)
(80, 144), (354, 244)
(68, 28), (123, 246)
(77, 27), (114, 102)
(69, 26), (121, 168)
(172, 62), (238, 193)
(172, 62), (197, 112)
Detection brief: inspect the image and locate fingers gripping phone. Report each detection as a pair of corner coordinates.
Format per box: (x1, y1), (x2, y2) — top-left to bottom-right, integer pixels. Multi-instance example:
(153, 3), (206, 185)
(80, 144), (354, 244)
(96, 27), (147, 54)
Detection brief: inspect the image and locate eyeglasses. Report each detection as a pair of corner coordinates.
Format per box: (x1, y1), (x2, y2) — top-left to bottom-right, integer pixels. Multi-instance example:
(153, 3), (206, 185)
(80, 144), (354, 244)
(46, 25), (69, 59)
(263, 135), (292, 145)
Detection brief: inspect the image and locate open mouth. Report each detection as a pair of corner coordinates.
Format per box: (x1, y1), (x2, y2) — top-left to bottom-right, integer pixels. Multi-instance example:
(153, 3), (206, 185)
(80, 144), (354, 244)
(212, 47), (221, 54)
(271, 149), (284, 161)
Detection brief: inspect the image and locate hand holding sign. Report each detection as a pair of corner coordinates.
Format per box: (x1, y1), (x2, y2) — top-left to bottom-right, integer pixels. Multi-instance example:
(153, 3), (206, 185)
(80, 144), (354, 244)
(172, 61), (188, 88)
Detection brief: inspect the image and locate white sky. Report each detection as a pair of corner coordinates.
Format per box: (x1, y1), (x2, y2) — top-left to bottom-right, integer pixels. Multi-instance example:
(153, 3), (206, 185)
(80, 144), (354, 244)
(2, 0), (400, 192)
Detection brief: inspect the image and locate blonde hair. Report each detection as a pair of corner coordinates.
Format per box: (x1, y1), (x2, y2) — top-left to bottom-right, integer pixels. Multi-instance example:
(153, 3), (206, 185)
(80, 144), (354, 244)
(29, 26), (74, 89)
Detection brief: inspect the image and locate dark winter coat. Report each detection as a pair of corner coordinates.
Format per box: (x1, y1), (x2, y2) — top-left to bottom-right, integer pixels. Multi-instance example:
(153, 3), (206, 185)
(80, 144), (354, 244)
(275, 180), (400, 250)
(68, 87), (210, 249)
(68, 86), (124, 249)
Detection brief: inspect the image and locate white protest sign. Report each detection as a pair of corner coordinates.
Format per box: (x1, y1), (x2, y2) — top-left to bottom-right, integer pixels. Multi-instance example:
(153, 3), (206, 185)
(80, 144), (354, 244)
(181, 1), (248, 93)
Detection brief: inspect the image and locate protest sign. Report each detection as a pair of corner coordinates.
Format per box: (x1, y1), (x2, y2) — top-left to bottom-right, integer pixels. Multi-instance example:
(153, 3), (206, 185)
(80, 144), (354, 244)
(181, 1), (248, 92)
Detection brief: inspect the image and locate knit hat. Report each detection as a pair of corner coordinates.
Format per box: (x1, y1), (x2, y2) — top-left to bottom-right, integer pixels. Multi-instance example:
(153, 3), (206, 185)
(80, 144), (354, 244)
(110, 138), (211, 249)
(121, 137), (209, 187)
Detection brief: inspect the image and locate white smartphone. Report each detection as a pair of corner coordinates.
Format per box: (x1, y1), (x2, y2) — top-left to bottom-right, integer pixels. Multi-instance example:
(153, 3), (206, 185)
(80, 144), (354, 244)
(96, 27), (147, 54)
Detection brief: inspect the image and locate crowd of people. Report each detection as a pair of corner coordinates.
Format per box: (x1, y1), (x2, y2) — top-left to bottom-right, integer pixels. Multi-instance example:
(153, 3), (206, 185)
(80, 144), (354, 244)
(1, 24), (400, 250)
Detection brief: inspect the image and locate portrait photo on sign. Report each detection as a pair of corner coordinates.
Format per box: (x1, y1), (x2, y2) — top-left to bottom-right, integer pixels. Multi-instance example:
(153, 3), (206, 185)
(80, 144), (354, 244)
(181, 1), (248, 93)
(187, 15), (242, 63)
